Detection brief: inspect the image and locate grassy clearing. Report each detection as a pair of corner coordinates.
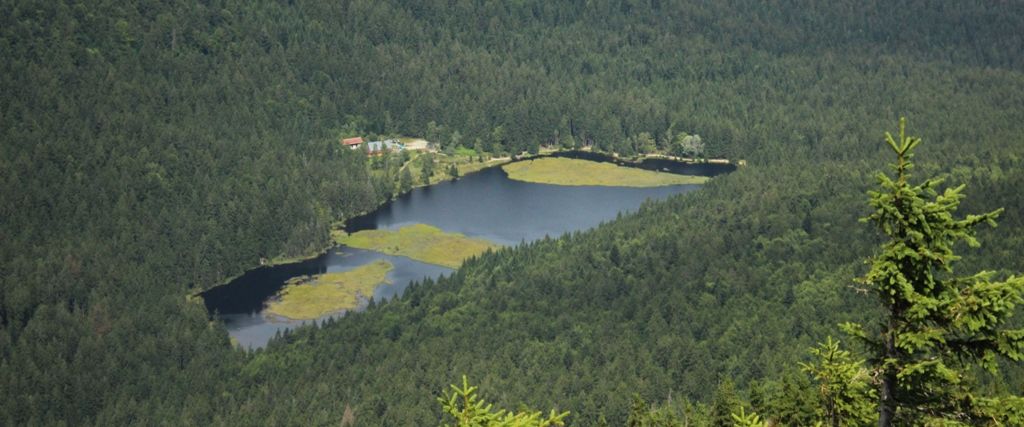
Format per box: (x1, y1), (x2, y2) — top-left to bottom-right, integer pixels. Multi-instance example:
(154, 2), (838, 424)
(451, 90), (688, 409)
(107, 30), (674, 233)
(403, 153), (510, 187)
(332, 223), (498, 268)
(454, 146), (477, 157)
(265, 260), (393, 320)
(502, 157), (709, 187)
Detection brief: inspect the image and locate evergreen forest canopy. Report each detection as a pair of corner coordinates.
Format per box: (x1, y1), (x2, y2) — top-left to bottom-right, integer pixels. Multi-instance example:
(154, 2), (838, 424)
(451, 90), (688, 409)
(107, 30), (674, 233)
(2, 0), (1024, 425)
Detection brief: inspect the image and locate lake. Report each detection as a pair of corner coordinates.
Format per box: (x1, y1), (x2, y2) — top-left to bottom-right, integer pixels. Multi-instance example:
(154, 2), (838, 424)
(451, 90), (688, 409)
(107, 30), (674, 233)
(202, 157), (730, 348)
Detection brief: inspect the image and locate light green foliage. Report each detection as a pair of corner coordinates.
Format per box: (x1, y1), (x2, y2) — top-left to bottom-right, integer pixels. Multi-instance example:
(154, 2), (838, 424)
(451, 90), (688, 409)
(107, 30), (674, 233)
(439, 376), (569, 427)
(560, 133), (576, 150)
(842, 119), (1024, 425)
(634, 132), (656, 154)
(730, 407), (770, 427)
(800, 338), (875, 427)
(455, 145), (477, 157)
(673, 134), (705, 159)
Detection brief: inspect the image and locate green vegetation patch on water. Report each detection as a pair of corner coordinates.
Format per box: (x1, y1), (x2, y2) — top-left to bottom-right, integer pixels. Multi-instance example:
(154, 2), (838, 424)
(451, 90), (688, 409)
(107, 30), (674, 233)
(332, 224), (498, 268)
(265, 260), (393, 320)
(502, 157), (708, 187)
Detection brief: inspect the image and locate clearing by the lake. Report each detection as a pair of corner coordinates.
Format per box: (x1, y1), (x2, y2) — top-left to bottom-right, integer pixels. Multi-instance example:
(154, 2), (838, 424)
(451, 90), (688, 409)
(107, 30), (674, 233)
(502, 157), (708, 187)
(265, 260), (393, 320)
(403, 152), (510, 187)
(332, 223), (498, 268)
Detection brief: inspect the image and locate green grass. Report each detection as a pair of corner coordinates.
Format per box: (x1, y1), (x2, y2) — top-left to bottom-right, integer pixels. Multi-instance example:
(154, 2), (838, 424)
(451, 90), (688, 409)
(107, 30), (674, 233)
(332, 224), (498, 268)
(502, 157), (709, 187)
(265, 260), (393, 320)
(454, 146), (477, 157)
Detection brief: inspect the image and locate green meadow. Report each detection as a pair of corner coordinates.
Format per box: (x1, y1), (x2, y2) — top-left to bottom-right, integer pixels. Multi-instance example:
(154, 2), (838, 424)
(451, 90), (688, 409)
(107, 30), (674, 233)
(265, 260), (393, 320)
(332, 224), (498, 268)
(502, 157), (708, 187)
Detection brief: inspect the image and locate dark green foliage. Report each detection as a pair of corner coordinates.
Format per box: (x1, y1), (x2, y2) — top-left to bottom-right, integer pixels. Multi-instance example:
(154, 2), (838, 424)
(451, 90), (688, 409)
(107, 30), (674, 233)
(626, 395), (698, 427)
(421, 153), (435, 185)
(709, 380), (743, 427)
(1, 1), (392, 424)
(528, 140), (541, 155)
(400, 167), (414, 193)
(2, 0), (1024, 425)
(754, 373), (820, 426)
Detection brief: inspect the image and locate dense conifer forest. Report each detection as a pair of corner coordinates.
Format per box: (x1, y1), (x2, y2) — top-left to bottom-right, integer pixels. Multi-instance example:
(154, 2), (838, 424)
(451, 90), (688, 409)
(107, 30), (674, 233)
(2, 0), (1023, 425)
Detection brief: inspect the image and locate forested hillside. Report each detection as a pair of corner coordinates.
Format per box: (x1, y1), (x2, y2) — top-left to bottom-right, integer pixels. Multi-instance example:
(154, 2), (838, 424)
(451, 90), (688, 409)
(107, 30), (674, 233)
(2, 0), (1023, 425)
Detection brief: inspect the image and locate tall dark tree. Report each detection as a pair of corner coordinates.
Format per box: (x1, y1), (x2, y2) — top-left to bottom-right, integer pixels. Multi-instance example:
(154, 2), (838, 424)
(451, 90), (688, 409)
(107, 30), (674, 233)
(709, 379), (743, 427)
(400, 167), (413, 193)
(420, 153), (435, 185)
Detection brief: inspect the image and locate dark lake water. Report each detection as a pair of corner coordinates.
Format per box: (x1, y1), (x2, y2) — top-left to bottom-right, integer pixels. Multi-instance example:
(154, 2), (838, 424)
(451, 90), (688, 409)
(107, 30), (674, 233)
(203, 157), (728, 348)
(202, 248), (450, 349)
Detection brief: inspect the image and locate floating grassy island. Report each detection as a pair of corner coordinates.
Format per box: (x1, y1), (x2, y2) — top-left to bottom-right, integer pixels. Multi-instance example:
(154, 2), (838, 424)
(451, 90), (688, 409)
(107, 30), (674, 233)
(332, 224), (498, 268)
(265, 260), (393, 320)
(502, 157), (708, 187)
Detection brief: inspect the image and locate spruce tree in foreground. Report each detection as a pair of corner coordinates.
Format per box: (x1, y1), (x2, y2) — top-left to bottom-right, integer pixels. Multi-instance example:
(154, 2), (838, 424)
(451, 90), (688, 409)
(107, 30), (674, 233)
(843, 118), (1024, 426)
(439, 376), (568, 426)
(800, 337), (875, 427)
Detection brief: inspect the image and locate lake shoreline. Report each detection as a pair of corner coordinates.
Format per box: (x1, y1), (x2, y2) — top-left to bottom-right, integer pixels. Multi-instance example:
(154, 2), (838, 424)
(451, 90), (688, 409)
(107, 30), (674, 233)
(196, 149), (731, 298)
(202, 163), (711, 347)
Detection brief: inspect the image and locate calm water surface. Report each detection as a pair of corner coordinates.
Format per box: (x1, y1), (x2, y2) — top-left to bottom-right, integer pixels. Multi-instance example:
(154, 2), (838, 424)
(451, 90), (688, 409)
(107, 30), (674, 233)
(203, 247), (450, 349)
(204, 163), (718, 348)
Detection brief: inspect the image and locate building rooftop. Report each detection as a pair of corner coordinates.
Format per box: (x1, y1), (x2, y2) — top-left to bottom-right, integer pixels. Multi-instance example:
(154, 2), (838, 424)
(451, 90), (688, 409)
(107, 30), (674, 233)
(342, 137), (364, 146)
(366, 139), (403, 152)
